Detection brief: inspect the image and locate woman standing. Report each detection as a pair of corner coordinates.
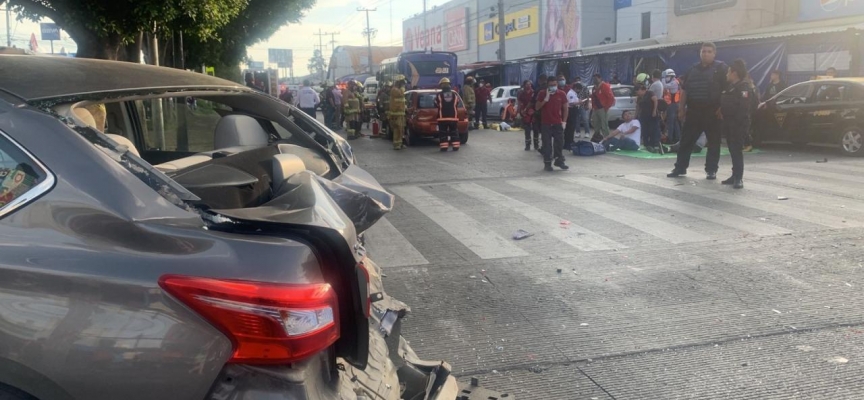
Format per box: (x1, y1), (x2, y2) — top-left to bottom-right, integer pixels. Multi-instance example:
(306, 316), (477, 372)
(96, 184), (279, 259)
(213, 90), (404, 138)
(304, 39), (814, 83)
(518, 80), (537, 151)
(720, 59), (753, 189)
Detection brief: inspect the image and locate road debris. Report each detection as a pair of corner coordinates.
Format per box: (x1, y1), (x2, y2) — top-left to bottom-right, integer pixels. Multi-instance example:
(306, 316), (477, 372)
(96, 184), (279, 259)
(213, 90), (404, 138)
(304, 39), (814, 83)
(827, 356), (848, 364)
(796, 345), (815, 352)
(777, 196), (789, 200)
(560, 220), (571, 226)
(580, 323), (589, 326)
(556, 268), (562, 273)
(512, 229), (534, 240)
(772, 309), (782, 314)
(816, 158), (828, 163)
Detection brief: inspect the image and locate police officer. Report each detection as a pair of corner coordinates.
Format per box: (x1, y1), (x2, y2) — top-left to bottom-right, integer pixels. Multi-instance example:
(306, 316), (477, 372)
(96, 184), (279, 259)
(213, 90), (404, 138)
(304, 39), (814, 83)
(462, 76), (476, 129)
(719, 59), (753, 189)
(343, 81), (363, 140)
(668, 42), (729, 179)
(435, 77), (461, 152)
(389, 75), (408, 150)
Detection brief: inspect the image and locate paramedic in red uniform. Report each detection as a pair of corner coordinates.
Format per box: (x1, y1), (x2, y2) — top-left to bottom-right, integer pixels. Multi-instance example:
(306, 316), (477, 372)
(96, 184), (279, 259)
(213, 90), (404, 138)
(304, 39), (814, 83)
(535, 75), (570, 171)
(435, 78), (461, 152)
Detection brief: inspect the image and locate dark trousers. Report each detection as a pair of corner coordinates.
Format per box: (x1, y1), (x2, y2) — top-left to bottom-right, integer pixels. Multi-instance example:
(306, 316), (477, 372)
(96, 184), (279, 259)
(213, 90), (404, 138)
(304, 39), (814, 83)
(563, 108), (578, 149)
(474, 102), (488, 128)
(675, 105), (722, 173)
(524, 119), (540, 147)
(438, 121), (460, 149)
(640, 115), (660, 147)
(541, 124), (565, 163)
(302, 107), (317, 119)
(725, 119), (747, 179)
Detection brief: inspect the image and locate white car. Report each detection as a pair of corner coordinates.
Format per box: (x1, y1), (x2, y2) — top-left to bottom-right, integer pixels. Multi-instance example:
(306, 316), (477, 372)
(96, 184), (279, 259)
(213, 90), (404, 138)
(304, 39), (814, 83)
(587, 84), (636, 128)
(486, 85), (521, 118)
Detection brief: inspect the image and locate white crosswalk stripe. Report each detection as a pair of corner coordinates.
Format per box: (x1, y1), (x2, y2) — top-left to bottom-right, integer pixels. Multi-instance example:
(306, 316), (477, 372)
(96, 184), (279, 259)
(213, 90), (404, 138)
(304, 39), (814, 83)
(755, 165), (864, 186)
(389, 185), (529, 260)
(371, 170), (864, 265)
(363, 217), (429, 268)
(625, 174), (864, 228)
(565, 177), (792, 236)
(450, 182), (626, 251)
(508, 179), (712, 244)
(745, 171), (864, 199)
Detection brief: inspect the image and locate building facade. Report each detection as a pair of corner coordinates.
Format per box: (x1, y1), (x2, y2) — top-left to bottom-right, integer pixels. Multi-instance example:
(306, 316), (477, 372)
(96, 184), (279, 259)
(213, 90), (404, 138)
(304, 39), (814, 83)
(402, 0), (616, 64)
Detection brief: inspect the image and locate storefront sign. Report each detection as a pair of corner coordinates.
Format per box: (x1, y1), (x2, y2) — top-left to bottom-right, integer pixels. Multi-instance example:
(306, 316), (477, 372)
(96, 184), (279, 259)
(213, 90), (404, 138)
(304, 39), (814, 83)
(478, 7), (539, 46)
(799, 0), (864, 22)
(445, 7), (468, 52)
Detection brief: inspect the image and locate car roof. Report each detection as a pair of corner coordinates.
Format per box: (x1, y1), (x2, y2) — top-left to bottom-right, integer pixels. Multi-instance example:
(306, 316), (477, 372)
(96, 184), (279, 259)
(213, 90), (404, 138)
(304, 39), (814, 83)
(801, 78), (864, 85)
(0, 55), (247, 101)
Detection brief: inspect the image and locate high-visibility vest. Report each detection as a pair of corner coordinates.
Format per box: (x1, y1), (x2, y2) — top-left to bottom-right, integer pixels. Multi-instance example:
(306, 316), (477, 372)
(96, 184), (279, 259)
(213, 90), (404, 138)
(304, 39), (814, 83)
(436, 92), (459, 122)
(664, 78), (681, 104)
(389, 87), (406, 117)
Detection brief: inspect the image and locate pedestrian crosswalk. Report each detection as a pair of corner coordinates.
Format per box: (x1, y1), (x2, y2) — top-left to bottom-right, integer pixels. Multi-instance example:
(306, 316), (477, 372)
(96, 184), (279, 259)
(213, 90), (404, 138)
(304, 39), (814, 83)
(364, 167), (864, 268)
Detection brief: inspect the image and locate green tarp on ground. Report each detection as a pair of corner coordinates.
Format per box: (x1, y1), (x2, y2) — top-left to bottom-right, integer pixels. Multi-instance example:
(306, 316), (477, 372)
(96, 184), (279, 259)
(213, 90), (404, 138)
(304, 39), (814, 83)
(607, 147), (762, 159)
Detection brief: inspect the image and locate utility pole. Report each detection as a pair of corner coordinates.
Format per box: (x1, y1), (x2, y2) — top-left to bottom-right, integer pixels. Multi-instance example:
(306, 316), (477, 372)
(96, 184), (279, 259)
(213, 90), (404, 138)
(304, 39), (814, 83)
(327, 32), (340, 54)
(422, 0), (427, 49)
(497, 0), (506, 63)
(5, 6), (11, 47)
(313, 29), (328, 82)
(358, 7), (377, 74)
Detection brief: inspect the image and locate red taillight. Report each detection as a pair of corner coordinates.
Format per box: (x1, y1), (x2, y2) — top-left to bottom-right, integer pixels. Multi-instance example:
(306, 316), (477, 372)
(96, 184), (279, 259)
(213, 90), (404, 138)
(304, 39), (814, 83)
(159, 275), (339, 365)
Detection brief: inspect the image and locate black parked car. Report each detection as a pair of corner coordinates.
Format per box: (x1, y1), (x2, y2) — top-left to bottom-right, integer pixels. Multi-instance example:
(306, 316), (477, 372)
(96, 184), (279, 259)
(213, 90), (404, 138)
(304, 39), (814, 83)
(754, 78), (864, 156)
(0, 55), (507, 400)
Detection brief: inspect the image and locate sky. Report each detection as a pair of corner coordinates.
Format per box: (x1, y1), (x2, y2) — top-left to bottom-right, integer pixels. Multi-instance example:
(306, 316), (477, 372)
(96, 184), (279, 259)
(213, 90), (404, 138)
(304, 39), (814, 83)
(1, 0), (447, 74)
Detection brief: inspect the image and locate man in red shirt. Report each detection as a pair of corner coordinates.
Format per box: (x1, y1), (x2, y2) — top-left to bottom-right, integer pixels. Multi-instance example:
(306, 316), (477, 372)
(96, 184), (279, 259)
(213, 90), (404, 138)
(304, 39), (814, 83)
(536, 76), (570, 171)
(590, 73), (615, 140)
(474, 80), (491, 129)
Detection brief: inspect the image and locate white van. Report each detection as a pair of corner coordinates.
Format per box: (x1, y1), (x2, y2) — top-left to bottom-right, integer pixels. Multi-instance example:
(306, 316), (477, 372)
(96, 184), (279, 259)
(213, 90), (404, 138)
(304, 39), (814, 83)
(363, 77), (378, 104)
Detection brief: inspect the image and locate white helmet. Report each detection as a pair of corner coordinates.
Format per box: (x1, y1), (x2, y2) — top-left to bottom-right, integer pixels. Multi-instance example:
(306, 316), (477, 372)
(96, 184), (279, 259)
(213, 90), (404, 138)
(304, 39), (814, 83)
(663, 68), (676, 78)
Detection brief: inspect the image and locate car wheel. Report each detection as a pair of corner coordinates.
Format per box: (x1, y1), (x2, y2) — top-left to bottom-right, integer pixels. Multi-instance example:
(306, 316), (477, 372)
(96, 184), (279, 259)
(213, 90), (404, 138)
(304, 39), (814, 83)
(460, 131), (469, 145)
(0, 384), (36, 400)
(404, 126), (413, 147)
(840, 126), (863, 157)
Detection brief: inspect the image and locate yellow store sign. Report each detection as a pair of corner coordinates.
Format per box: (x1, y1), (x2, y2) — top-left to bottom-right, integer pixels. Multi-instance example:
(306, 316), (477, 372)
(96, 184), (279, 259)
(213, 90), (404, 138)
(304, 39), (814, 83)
(478, 7), (539, 46)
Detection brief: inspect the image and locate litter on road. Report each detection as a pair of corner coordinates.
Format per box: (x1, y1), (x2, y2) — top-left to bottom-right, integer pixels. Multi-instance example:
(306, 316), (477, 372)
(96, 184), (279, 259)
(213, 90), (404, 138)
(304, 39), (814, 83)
(777, 196), (789, 200)
(512, 229), (534, 240)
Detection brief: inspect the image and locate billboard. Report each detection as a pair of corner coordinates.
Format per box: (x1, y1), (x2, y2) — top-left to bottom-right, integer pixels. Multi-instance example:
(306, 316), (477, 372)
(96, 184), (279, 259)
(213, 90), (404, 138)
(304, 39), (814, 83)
(268, 48), (293, 65)
(799, 0), (864, 21)
(445, 7), (468, 52)
(40, 23), (60, 41)
(478, 6), (539, 46)
(541, 1), (579, 53)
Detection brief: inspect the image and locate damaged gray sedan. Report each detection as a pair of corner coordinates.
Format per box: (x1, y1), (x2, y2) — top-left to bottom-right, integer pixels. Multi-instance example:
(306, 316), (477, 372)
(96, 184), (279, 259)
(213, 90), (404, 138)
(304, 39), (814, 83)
(0, 55), (507, 400)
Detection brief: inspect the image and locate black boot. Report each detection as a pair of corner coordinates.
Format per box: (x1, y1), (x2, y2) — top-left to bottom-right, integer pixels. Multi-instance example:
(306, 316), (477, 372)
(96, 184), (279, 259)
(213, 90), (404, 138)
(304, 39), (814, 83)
(667, 169), (686, 178)
(706, 171), (717, 180)
(554, 159), (569, 170)
(533, 140), (540, 150)
(525, 142), (531, 151)
(544, 163), (554, 172)
(721, 177), (735, 185)
(733, 179), (744, 189)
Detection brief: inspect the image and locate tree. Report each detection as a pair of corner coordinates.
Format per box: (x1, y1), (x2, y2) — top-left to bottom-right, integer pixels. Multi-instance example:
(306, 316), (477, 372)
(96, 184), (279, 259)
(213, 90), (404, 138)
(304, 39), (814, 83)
(4, 0), (246, 60)
(184, 0), (315, 81)
(307, 49), (327, 83)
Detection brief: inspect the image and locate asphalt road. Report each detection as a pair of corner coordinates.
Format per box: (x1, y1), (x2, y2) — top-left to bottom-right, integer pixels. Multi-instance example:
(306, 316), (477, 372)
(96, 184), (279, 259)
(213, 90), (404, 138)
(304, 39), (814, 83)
(348, 125), (864, 400)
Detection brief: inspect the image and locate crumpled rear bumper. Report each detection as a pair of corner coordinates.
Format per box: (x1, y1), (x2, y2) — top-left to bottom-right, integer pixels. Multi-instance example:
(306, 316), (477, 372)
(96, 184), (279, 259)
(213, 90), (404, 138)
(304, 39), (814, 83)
(205, 258), (512, 400)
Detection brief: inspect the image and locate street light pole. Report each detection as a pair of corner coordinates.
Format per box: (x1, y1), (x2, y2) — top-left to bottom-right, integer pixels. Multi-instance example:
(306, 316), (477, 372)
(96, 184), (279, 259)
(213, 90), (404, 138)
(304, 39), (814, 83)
(5, 7), (11, 47)
(497, 0), (506, 63)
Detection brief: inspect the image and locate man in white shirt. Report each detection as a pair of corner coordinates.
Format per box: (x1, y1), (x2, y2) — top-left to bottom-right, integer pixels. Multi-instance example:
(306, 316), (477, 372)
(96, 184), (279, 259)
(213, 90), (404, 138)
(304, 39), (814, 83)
(296, 79), (320, 119)
(602, 110), (641, 151)
(563, 81), (580, 149)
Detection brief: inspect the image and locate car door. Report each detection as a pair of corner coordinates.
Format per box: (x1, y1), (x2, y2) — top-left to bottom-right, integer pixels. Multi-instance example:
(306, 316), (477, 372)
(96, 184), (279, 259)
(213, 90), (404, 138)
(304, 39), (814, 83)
(764, 83), (813, 143)
(489, 88), (505, 117)
(807, 83), (849, 144)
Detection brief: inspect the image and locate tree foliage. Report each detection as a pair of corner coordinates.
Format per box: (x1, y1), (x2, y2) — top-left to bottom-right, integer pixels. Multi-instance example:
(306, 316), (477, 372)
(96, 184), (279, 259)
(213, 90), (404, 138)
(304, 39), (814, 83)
(184, 0), (316, 80)
(307, 49), (327, 82)
(4, 0), (247, 59)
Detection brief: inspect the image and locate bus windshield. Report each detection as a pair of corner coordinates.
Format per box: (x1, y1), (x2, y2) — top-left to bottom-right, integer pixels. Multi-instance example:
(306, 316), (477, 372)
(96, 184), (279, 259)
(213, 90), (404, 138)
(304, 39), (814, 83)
(408, 60), (453, 76)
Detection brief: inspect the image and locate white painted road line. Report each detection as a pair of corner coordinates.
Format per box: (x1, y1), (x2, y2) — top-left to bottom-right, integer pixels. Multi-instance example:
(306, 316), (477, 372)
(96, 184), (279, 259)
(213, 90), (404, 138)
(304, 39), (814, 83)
(390, 185), (529, 260)
(509, 179), (712, 244)
(625, 174), (863, 229)
(756, 165), (864, 186)
(566, 177), (792, 237)
(745, 171), (864, 199)
(363, 217), (429, 268)
(450, 182), (626, 252)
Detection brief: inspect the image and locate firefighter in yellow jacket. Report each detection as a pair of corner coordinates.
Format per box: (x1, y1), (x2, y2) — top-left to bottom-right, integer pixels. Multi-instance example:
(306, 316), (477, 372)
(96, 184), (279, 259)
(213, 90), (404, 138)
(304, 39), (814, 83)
(388, 75), (407, 150)
(435, 77), (461, 152)
(343, 81), (362, 139)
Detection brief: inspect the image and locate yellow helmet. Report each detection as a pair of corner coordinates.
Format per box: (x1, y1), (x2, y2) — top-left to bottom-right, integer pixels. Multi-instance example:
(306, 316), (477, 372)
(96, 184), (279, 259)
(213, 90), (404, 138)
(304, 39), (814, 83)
(394, 74), (406, 82)
(439, 77), (451, 85)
